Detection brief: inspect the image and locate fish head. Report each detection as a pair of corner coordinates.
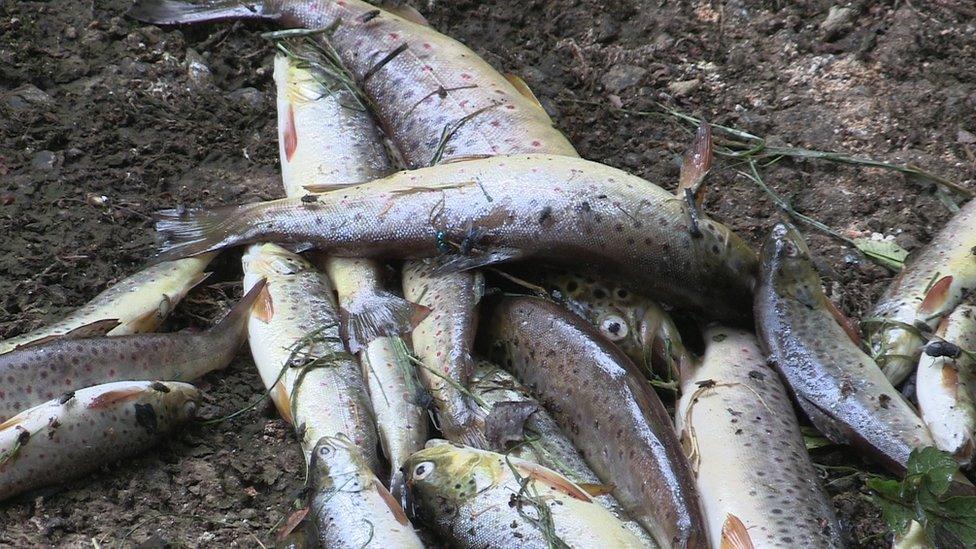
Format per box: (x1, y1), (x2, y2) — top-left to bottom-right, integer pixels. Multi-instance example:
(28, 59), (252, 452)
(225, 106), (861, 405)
(760, 223), (821, 292)
(242, 243), (317, 284)
(400, 442), (500, 520)
(153, 381), (201, 422)
(307, 435), (370, 490)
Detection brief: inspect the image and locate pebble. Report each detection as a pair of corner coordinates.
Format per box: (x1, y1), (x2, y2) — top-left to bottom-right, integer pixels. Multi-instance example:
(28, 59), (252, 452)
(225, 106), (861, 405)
(820, 6), (855, 40)
(601, 64), (647, 93)
(6, 84), (54, 110)
(185, 49), (213, 88)
(31, 150), (59, 172)
(668, 78), (701, 97)
(227, 87), (263, 109)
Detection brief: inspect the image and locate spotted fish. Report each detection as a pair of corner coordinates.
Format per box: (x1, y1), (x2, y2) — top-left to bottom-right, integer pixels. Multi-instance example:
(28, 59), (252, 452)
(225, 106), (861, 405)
(916, 305), (976, 466)
(755, 223), (938, 476)
(399, 441), (648, 548)
(0, 380), (200, 501)
(0, 280), (262, 423)
(154, 155), (758, 325)
(676, 326), (842, 548)
(868, 200), (976, 385)
(485, 296), (706, 548)
(0, 254), (214, 355)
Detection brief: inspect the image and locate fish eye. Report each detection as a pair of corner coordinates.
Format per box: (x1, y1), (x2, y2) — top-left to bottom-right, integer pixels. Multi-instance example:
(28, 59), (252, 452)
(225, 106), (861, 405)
(783, 241), (800, 257)
(412, 461), (435, 480)
(319, 445), (333, 457)
(599, 315), (629, 341)
(272, 258), (301, 275)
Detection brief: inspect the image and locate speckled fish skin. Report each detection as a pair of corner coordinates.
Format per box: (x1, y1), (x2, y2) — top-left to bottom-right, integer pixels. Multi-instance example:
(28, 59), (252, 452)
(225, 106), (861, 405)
(470, 361), (657, 547)
(755, 223), (936, 476)
(155, 155), (758, 325)
(403, 260), (487, 447)
(273, 47), (427, 474)
(917, 305), (976, 466)
(484, 296), (706, 549)
(0, 280), (260, 423)
(0, 380), (199, 502)
(870, 200), (976, 385)
(676, 326), (842, 548)
(241, 244), (379, 468)
(537, 269), (694, 380)
(0, 254), (215, 355)
(401, 442), (648, 548)
(307, 435), (424, 548)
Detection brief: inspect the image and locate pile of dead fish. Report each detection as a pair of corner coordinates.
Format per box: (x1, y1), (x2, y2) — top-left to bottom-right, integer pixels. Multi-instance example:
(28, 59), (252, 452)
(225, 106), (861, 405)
(2, 0), (975, 547)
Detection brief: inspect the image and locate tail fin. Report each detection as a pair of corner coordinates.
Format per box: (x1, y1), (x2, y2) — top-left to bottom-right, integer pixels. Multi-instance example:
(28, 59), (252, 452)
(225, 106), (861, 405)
(154, 204), (255, 262)
(211, 278), (267, 346)
(127, 0), (279, 26)
(340, 292), (430, 353)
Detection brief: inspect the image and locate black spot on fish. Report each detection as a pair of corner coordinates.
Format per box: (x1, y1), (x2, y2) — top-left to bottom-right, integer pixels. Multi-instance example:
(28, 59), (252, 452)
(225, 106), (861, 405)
(878, 394), (891, 409)
(150, 382), (170, 393)
(135, 403), (158, 434)
(58, 391), (75, 404)
(748, 370), (766, 381)
(359, 9), (381, 22)
(537, 206), (553, 225)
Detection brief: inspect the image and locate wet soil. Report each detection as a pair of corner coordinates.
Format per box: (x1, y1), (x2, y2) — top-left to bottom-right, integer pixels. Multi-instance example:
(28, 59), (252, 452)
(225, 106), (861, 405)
(1, 0), (974, 546)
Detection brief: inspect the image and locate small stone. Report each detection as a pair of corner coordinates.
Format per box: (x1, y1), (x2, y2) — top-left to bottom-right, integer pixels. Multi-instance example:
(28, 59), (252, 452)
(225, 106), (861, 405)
(601, 64), (647, 93)
(1, 193), (14, 205)
(65, 26), (77, 39)
(227, 87), (264, 109)
(31, 150), (59, 172)
(6, 84), (54, 110)
(185, 49), (212, 88)
(820, 6), (855, 40)
(668, 78), (701, 97)
(958, 129), (976, 144)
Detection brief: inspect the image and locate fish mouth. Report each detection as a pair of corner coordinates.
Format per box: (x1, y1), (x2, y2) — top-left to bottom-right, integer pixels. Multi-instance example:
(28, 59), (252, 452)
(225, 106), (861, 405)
(390, 469), (417, 520)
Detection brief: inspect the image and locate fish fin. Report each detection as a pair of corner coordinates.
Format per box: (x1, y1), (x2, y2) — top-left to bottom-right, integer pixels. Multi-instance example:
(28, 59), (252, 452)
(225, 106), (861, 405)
(504, 74), (551, 119)
(127, 0), (279, 25)
(301, 182), (361, 193)
(513, 461), (593, 502)
(216, 279), (268, 337)
(430, 248), (526, 275)
(375, 482), (412, 526)
(942, 364), (960, 393)
(721, 514), (754, 549)
(824, 298), (862, 346)
(252, 283), (275, 323)
(273, 382), (293, 424)
(577, 482), (616, 497)
(283, 103), (298, 161)
(340, 293), (431, 352)
(276, 507), (309, 542)
(919, 275), (954, 315)
(0, 415), (24, 433)
(677, 119), (712, 205)
(13, 318), (122, 349)
(384, 3), (429, 26)
(154, 204), (260, 262)
(88, 387), (147, 409)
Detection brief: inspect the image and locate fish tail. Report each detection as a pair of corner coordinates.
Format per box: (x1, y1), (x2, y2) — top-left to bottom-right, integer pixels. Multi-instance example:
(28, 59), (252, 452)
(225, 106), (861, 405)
(154, 204), (258, 262)
(341, 294), (431, 353)
(127, 0), (278, 26)
(215, 278), (268, 339)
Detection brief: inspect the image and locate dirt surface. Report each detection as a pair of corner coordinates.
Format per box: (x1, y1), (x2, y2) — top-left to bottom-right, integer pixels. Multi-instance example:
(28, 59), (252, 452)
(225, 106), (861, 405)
(1, 0), (974, 546)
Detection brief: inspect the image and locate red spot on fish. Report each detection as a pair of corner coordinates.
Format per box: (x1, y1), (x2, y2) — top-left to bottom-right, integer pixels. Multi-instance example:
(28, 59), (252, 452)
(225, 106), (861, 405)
(0, 391), (5, 399)
(109, 369), (116, 377)
(531, 140), (541, 147)
(459, 100), (469, 108)
(284, 104), (298, 161)
(388, 33), (399, 40)
(423, 65), (433, 72)
(46, 392), (53, 399)
(490, 120), (501, 127)
(460, 73), (471, 80)
(422, 42), (431, 49)
(65, 378), (72, 386)
(505, 105), (516, 110)
(25, 386), (31, 395)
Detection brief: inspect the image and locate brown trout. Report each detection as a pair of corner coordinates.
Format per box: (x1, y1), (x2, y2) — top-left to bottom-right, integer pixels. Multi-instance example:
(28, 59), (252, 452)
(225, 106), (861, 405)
(306, 435), (424, 548)
(676, 326), (842, 548)
(536, 269), (694, 381)
(0, 254), (214, 355)
(400, 442), (648, 548)
(869, 200), (976, 384)
(0, 380), (200, 501)
(484, 296), (705, 548)
(129, 0), (576, 167)
(0, 280), (262, 423)
(916, 305), (976, 465)
(755, 223), (936, 475)
(154, 155), (758, 324)
(271, 46), (427, 473)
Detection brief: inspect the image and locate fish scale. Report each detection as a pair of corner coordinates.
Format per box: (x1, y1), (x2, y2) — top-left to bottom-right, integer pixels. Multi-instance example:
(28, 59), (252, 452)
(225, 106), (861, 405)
(676, 326), (842, 548)
(0, 380), (200, 502)
(0, 280), (262, 423)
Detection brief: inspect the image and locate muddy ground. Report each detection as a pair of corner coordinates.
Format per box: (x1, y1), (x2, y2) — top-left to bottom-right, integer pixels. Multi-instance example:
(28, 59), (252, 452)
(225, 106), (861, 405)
(1, 0), (974, 546)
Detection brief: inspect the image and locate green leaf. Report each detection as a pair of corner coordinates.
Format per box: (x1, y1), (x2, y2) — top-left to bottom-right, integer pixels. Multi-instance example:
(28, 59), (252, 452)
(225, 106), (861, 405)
(867, 477), (915, 537)
(928, 496), (976, 547)
(908, 447), (957, 497)
(853, 237), (908, 272)
(800, 426), (834, 450)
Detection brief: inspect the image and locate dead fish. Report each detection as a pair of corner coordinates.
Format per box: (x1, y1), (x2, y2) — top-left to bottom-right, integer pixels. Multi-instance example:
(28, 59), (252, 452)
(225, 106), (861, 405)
(0, 254), (215, 355)
(538, 269), (694, 381)
(129, 0), (577, 168)
(869, 200), (976, 385)
(484, 296), (705, 548)
(471, 361), (657, 546)
(272, 46), (428, 474)
(917, 305), (976, 466)
(675, 326), (842, 548)
(154, 155), (758, 325)
(242, 244), (379, 469)
(403, 260), (487, 448)
(307, 435), (424, 548)
(399, 441), (648, 548)
(0, 279), (263, 423)
(755, 223), (937, 476)
(0, 380), (200, 501)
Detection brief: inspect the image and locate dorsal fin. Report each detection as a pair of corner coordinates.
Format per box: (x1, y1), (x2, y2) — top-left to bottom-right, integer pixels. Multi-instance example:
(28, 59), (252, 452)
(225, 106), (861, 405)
(721, 514), (755, 549)
(504, 73), (552, 121)
(514, 461), (592, 502)
(14, 318), (122, 350)
(384, 4), (429, 26)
